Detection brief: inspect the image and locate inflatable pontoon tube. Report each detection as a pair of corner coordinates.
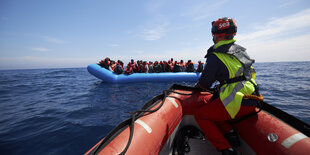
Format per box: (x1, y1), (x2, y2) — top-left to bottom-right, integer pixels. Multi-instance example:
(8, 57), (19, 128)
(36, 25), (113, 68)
(87, 64), (201, 83)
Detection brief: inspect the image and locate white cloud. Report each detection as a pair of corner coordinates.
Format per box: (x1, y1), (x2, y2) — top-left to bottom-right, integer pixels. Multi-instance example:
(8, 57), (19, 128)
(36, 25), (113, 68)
(31, 47), (51, 52)
(140, 0), (170, 41)
(235, 8), (310, 62)
(238, 9), (310, 41)
(42, 36), (65, 44)
(279, 0), (299, 8)
(245, 33), (310, 62)
(142, 23), (168, 40)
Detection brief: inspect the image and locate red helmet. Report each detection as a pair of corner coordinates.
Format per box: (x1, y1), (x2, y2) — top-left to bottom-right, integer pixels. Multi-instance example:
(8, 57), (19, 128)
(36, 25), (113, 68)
(212, 17), (237, 39)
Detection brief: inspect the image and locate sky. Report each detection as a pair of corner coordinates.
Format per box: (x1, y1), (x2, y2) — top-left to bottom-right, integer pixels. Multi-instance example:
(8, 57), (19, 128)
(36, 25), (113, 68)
(1, 0), (310, 69)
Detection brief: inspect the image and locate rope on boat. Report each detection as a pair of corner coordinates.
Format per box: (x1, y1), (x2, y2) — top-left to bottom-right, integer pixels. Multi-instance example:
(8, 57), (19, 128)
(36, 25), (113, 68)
(90, 84), (310, 155)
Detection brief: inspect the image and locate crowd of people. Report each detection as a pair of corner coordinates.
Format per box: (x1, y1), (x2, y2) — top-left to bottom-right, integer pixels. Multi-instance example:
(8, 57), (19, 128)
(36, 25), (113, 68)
(98, 57), (204, 75)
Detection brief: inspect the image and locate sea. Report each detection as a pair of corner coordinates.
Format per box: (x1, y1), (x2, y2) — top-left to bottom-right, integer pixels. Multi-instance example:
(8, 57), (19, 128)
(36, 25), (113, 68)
(0, 61), (309, 155)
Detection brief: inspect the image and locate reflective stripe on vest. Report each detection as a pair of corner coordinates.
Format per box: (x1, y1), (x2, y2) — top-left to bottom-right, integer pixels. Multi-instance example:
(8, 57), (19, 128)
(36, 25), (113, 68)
(214, 52), (256, 118)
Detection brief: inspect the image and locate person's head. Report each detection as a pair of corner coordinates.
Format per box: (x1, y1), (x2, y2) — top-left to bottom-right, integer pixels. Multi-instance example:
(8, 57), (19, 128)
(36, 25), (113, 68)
(118, 60), (123, 66)
(211, 17), (237, 43)
(131, 59), (134, 63)
(104, 57), (110, 62)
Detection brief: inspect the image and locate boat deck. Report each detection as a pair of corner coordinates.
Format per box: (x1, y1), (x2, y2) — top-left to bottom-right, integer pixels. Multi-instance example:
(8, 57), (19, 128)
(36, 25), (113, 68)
(160, 115), (256, 155)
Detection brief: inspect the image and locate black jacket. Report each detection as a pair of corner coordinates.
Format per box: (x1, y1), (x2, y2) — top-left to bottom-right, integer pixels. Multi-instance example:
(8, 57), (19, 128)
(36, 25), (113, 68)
(198, 42), (252, 89)
(197, 44), (231, 89)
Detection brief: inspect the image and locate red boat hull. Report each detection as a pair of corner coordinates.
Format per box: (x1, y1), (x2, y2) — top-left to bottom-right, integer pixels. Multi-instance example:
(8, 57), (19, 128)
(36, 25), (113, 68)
(86, 89), (310, 155)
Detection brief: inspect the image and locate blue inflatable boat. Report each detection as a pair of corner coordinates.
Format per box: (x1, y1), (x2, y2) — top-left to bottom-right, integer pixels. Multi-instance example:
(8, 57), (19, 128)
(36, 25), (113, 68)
(87, 64), (201, 83)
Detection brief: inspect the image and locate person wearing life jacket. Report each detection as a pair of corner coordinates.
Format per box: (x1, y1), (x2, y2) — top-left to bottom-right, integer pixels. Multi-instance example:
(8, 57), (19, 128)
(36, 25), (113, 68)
(114, 60), (124, 74)
(136, 60), (143, 73)
(127, 59), (137, 73)
(185, 60), (195, 72)
(162, 61), (170, 72)
(153, 61), (162, 73)
(159, 61), (165, 72)
(194, 17), (261, 155)
(172, 61), (181, 72)
(98, 57), (110, 69)
(109, 60), (116, 71)
(142, 61), (149, 73)
(179, 60), (185, 72)
(137, 60), (143, 73)
(166, 60), (173, 72)
(98, 60), (104, 67)
(125, 62), (134, 75)
(196, 60), (204, 72)
(148, 61), (154, 73)
(170, 58), (174, 66)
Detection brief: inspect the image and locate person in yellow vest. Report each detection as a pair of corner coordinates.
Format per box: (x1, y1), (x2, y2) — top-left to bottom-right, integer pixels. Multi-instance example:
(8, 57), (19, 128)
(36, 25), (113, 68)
(194, 17), (261, 155)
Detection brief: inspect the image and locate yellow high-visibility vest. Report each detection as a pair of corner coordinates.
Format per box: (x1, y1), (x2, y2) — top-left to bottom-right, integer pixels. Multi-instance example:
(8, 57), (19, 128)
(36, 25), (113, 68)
(214, 51), (257, 118)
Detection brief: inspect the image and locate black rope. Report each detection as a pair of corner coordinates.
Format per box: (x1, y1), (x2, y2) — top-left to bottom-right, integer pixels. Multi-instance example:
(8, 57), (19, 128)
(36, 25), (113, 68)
(118, 112), (136, 155)
(118, 90), (167, 155)
(91, 83), (310, 154)
(91, 84), (218, 154)
(118, 89), (197, 155)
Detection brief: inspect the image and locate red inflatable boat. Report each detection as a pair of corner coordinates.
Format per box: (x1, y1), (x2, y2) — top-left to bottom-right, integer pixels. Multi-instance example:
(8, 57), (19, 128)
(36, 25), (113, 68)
(85, 84), (310, 155)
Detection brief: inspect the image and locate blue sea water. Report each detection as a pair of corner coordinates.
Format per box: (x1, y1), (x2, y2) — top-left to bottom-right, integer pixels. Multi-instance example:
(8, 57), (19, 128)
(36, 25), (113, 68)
(0, 61), (309, 155)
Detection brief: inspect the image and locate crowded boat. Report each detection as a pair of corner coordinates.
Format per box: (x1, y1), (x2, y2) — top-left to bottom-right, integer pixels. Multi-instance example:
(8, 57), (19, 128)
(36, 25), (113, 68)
(97, 57), (204, 75)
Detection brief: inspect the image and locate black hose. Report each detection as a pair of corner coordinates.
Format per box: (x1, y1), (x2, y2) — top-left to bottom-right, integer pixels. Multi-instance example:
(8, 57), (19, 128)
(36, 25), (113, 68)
(118, 89), (197, 155)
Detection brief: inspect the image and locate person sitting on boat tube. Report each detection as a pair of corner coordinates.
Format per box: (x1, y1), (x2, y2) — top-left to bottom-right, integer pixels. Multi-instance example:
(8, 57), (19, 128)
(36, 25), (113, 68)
(109, 60), (116, 71)
(98, 57), (110, 69)
(153, 61), (163, 73)
(142, 61), (149, 73)
(159, 61), (166, 72)
(166, 60), (173, 72)
(179, 59), (185, 72)
(194, 17), (261, 155)
(138, 60), (145, 73)
(196, 60), (204, 72)
(125, 62), (134, 75)
(114, 60), (124, 74)
(172, 61), (181, 72)
(148, 61), (154, 73)
(185, 59), (195, 72)
(127, 59), (137, 73)
(170, 58), (174, 66)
